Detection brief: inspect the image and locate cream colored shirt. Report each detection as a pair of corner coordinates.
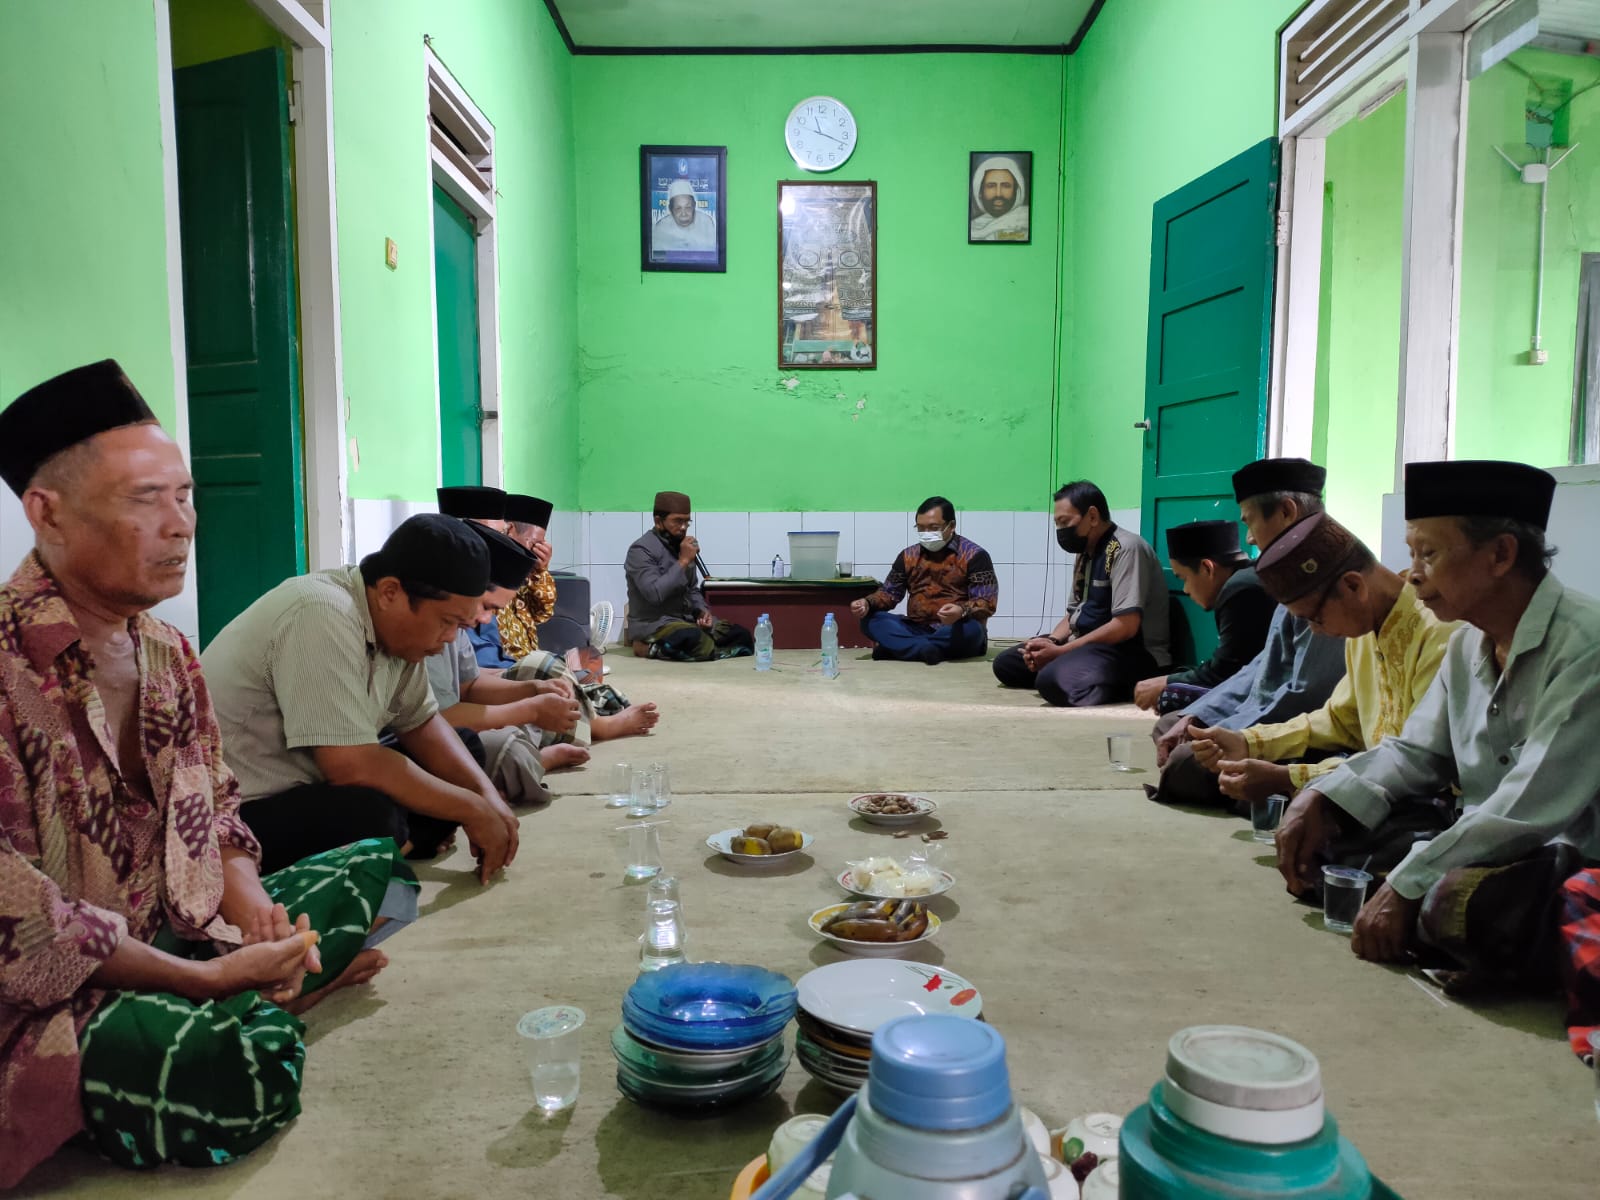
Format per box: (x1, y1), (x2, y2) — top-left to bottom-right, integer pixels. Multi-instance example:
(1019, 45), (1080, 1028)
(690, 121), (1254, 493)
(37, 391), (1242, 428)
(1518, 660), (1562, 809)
(201, 566), (438, 801)
(1242, 582), (1457, 789)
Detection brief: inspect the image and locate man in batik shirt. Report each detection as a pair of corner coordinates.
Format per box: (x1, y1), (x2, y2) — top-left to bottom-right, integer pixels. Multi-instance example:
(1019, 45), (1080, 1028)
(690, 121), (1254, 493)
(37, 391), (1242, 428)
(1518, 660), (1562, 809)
(0, 362), (412, 1185)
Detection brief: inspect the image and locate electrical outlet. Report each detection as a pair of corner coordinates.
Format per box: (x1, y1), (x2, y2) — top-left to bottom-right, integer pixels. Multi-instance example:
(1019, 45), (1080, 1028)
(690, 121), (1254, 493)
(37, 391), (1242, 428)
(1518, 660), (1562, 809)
(384, 238), (398, 270)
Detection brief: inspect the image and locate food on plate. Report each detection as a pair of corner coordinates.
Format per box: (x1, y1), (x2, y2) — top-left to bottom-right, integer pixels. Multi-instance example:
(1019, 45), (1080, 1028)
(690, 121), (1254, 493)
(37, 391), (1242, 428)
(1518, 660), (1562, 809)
(731, 835), (772, 855)
(745, 822), (779, 841)
(820, 900), (930, 943)
(766, 828), (804, 854)
(854, 793), (926, 815)
(727, 823), (806, 856)
(847, 856), (939, 897)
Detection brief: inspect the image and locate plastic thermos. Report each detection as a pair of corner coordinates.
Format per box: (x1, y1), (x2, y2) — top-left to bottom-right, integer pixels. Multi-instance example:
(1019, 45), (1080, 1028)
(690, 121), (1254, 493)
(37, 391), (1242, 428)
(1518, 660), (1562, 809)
(1118, 1026), (1403, 1199)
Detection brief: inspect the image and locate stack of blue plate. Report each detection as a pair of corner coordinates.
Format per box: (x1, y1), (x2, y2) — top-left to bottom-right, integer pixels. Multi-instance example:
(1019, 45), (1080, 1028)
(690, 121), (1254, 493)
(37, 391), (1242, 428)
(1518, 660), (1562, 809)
(615, 962), (796, 1113)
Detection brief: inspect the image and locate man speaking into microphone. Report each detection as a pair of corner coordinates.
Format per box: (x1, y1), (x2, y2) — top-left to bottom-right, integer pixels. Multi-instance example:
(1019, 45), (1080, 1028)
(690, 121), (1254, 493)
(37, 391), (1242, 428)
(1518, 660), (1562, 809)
(623, 490), (755, 662)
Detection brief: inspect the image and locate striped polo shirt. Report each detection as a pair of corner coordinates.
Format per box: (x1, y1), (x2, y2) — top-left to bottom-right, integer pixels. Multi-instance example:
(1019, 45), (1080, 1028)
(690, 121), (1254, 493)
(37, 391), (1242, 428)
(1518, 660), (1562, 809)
(200, 565), (438, 802)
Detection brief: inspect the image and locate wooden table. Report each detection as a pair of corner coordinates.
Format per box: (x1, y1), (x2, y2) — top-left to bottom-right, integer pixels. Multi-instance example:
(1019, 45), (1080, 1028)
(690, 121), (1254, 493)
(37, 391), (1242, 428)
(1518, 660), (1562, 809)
(702, 577), (880, 648)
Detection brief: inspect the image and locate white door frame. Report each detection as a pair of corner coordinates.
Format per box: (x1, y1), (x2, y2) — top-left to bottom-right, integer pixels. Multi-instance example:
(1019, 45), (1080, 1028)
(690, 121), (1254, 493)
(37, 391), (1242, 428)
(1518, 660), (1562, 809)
(156, 0), (349, 573)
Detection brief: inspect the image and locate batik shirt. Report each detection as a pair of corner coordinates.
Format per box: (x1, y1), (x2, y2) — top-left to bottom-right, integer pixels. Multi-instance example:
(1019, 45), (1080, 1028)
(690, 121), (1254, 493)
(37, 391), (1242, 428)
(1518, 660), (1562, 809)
(1241, 582), (1457, 789)
(867, 535), (999, 627)
(498, 569), (557, 660)
(1318, 574), (1600, 899)
(0, 553), (260, 1186)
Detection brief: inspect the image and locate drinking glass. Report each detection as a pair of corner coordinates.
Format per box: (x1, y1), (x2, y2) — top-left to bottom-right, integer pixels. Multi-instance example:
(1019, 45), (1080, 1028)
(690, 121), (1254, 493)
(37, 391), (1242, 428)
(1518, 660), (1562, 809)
(1106, 734), (1135, 771)
(1251, 795), (1287, 844)
(628, 767), (658, 818)
(516, 1005), (584, 1114)
(1321, 866), (1372, 933)
(639, 898), (688, 973)
(618, 821), (663, 881)
(605, 761), (632, 809)
(647, 873), (681, 918)
(650, 762), (672, 810)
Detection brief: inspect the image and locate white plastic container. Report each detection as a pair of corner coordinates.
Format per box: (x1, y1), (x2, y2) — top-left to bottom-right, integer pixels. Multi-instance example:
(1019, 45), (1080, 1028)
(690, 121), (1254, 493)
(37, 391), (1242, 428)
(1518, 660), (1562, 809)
(789, 531), (841, 580)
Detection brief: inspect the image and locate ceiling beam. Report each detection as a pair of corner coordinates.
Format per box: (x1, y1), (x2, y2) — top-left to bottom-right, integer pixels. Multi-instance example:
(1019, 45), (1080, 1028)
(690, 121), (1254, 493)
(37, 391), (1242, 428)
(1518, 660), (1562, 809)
(540, 0), (577, 55)
(564, 41), (1071, 56)
(1066, 0), (1107, 54)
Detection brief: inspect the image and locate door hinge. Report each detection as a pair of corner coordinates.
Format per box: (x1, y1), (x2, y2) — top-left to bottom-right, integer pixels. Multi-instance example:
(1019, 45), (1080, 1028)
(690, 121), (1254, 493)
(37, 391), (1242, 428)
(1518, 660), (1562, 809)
(287, 81), (302, 125)
(1275, 209), (1290, 247)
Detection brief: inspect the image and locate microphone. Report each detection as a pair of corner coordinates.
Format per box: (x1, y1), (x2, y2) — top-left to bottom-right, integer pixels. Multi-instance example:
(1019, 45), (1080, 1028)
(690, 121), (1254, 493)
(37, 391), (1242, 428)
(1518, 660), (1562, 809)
(695, 554), (713, 580)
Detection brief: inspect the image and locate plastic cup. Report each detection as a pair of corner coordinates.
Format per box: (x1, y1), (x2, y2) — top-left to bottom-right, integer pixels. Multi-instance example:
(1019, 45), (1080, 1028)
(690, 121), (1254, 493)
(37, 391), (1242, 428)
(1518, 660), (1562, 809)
(517, 1005), (584, 1114)
(605, 761), (632, 808)
(1321, 866), (1372, 933)
(1107, 734), (1134, 771)
(1251, 795), (1287, 844)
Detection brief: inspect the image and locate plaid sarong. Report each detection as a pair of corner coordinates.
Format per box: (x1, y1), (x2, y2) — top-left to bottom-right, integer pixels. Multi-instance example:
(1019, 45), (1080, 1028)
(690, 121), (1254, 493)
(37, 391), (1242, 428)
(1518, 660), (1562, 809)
(642, 619), (753, 662)
(76, 839), (414, 1169)
(1559, 868), (1600, 1060)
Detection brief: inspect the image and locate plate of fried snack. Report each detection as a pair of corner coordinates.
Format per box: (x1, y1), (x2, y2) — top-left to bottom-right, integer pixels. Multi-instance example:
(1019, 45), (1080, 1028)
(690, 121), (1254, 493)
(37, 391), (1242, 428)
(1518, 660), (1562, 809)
(809, 900), (941, 955)
(847, 792), (938, 826)
(837, 855), (954, 899)
(706, 822), (814, 865)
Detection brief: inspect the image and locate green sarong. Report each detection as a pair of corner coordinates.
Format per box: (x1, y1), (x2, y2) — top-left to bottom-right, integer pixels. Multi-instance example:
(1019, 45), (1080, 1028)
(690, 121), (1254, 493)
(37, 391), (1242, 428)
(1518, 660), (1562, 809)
(76, 839), (414, 1170)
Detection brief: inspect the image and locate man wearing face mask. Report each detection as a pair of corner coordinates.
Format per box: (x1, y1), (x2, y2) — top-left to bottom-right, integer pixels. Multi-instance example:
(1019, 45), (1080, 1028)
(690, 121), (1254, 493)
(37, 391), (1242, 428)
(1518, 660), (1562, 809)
(625, 490), (754, 661)
(849, 496), (997, 664)
(992, 480), (1170, 706)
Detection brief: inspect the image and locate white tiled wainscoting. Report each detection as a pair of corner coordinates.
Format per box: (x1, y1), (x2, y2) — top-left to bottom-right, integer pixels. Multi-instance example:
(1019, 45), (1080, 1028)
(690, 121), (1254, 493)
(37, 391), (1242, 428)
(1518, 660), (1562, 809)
(346, 502), (1138, 645)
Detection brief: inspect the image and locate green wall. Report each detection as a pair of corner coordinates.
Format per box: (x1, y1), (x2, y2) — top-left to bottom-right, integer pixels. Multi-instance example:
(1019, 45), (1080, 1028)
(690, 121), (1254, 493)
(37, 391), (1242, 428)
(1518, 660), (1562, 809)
(572, 53), (1065, 512)
(1317, 96), (1405, 547)
(330, 0), (579, 506)
(0, 0), (176, 428)
(1456, 49), (1600, 468)
(1059, 0), (1304, 511)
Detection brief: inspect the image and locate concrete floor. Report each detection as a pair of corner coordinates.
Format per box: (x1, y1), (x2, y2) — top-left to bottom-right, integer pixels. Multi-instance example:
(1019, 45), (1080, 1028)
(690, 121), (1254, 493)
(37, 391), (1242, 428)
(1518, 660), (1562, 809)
(22, 649), (1598, 1198)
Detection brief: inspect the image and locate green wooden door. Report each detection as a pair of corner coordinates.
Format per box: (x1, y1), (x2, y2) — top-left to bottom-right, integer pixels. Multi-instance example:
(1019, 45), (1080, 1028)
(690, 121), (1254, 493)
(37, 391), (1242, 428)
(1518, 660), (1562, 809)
(433, 186), (483, 486)
(175, 48), (306, 648)
(1139, 137), (1279, 664)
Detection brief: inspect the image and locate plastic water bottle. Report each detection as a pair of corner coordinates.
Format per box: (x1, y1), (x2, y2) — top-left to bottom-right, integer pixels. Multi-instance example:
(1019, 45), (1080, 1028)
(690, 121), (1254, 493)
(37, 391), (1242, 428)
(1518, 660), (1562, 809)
(821, 613), (840, 679)
(755, 614), (774, 671)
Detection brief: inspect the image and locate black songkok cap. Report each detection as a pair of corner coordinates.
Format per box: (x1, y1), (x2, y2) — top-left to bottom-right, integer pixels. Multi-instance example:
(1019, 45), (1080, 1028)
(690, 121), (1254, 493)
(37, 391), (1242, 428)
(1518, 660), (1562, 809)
(437, 485), (506, 520)
(504, 493), (554, 527)
(1231, 457), (1327, 504)
(0, 359), (159, 496)
(364, 514), (490, 597)
(470, 523), (536, 590)
(1404, 459), (1557, 530)
(1166, 519), (1249, 564)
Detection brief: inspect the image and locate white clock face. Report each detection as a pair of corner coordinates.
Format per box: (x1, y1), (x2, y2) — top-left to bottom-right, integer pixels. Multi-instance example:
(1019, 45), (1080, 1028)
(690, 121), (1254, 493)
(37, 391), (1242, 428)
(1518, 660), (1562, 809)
(786, 96), (857, 172)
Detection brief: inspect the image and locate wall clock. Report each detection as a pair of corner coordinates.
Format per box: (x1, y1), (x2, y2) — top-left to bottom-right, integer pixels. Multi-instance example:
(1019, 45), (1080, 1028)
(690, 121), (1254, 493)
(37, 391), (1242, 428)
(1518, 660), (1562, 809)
(785, 96), (857, 172)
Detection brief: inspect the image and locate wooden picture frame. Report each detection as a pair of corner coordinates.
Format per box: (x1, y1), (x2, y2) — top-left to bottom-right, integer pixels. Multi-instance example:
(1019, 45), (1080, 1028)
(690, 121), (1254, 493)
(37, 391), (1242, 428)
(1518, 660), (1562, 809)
(640, 145), (727, 272)
(777, 180), (876, 369)
(968, 151), (1032, 244)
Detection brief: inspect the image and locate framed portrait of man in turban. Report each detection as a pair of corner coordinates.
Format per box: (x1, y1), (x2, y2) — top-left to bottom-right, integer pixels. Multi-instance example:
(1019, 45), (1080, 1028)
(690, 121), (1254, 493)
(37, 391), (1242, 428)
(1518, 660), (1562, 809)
(640, 144), (727, 272)
(968, 151), (1032, 245)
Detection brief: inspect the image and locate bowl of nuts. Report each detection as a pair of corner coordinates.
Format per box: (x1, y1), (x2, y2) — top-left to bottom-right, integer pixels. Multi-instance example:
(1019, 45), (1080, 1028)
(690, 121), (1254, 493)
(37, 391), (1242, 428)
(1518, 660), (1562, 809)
(847, 793), (938, 826)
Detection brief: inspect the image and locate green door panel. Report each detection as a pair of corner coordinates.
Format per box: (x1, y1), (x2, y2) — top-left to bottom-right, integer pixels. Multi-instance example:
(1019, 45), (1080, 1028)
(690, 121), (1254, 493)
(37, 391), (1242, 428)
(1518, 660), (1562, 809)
(175, 48), (305, 648)
(1140, 138), (1279, 667)
(433, 186), (483, 487)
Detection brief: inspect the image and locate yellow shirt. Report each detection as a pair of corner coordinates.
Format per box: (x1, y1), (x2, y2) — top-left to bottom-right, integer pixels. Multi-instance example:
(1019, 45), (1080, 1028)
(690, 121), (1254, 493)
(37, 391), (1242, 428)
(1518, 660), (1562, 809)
(1243, 581), (1458, 789)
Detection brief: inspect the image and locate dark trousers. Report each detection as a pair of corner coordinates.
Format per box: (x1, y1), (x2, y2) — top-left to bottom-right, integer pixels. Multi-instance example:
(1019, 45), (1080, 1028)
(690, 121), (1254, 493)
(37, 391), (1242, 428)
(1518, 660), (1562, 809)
(992, 641), (1156, 707)
(861, 612), (987, 663)
(535, 614), (589, 658)
(244, 729), (486, 872)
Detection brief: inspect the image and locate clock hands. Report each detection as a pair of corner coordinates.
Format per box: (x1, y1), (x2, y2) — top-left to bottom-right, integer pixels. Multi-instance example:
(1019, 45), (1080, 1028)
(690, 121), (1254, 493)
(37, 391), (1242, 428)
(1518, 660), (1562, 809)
(805, 117), (845, 145)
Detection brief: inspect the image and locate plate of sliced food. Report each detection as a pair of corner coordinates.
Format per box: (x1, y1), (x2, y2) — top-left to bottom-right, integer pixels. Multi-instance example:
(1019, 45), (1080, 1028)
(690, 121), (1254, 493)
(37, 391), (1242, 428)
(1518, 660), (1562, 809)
(706, 822), (814, 865)
(848, 792), (938, 826)
(809, 900), (940, 956)
(837, 855), (954, 899)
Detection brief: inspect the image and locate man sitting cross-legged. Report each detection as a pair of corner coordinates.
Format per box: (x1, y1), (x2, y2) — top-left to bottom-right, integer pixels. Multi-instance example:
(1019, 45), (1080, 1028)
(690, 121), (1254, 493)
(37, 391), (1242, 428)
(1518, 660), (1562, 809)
(1188, 513), (1457, 836)
(1148, 458), (1348, 807)
(626, 490), (753, 661)
(992, 480), (1170, 706)
(850, 496), (997, 664)
(1274, 462), (1600, 1005)
(0, 362), (415, 1185)
(1133, 519), (1276, 715)
(202, 514), (521, 880)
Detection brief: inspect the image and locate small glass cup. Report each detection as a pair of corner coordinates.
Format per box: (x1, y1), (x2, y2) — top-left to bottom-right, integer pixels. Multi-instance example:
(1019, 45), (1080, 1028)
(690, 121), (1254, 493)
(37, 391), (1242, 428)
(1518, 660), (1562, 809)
(1251, 794), (1287, 844)
(650, 762), (672, 810)
(1321, 866), (1372, 933)
(639, 898), (688, 973)
(647, 873), (681, 917)
(618, 821), (663, 881)
(1107, 734), (1135, 771)
(605, 761), (632, 809)
(628, 767), (658, 818)
(517, 1005), (584, 1114)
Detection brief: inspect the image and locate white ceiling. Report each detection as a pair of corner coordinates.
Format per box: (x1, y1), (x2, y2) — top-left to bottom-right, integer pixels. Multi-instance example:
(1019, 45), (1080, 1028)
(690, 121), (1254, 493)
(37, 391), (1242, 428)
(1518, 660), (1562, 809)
(1541, 0), (1600, 38)
(549, 0), (1098, 50)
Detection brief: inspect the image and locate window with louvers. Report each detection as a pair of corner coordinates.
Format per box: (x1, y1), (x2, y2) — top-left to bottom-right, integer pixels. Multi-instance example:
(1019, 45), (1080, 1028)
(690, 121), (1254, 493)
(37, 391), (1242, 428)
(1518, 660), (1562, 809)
(1281, 0), (1409, 126)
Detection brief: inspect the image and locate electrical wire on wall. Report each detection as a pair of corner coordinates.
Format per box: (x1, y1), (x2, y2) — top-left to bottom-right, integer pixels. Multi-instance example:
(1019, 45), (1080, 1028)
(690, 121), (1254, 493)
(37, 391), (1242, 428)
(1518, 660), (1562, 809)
(1035, 56), (1071, 635)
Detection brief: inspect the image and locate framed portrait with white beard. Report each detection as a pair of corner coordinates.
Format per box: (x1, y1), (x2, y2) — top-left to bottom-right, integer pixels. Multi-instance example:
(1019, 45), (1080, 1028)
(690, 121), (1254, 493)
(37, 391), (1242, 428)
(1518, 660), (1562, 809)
(968, 151), (1032, 245)
(641, 145), (727, 272)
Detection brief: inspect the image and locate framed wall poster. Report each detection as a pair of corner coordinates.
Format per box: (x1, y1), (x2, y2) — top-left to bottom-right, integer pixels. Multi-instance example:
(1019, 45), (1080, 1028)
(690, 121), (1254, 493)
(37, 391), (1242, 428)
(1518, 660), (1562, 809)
(968, 151), (1031, 244)
(778, 180), (876, 369)
(640, 145), (727, 272)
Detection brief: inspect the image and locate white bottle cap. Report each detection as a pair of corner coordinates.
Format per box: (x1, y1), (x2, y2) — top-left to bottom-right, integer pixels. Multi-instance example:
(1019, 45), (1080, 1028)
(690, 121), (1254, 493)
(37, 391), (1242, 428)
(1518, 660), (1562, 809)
(1161, 1025), (1324, 1145)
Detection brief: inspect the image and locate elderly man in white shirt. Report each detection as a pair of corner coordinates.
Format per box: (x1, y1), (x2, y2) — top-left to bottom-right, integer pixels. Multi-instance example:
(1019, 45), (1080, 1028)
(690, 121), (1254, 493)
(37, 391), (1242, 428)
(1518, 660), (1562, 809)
(1276, 460), (1600, 994)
